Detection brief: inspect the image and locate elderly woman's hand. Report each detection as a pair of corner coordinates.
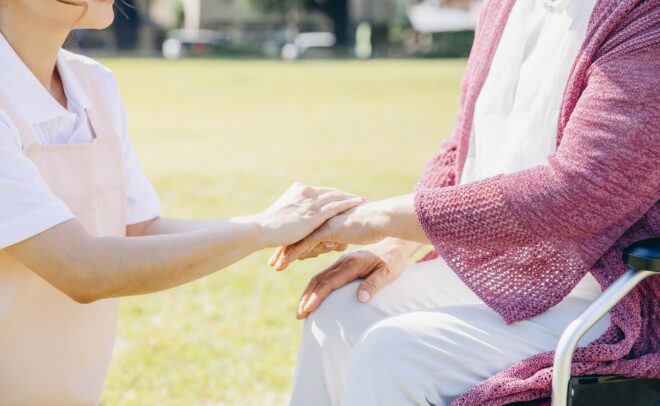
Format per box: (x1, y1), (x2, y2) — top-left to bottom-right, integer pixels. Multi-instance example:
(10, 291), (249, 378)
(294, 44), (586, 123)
(271, 193), (429, 271)
(294, 238), (421, 319)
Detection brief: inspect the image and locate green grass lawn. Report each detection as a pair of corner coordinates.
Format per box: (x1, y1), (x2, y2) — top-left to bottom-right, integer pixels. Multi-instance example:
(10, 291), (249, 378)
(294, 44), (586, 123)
(100, 58), (465, 406)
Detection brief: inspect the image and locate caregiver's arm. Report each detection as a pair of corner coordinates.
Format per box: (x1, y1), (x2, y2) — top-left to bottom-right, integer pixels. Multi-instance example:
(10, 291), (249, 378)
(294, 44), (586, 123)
(6, 183), (363, 304)
(126, 217), (231, 237)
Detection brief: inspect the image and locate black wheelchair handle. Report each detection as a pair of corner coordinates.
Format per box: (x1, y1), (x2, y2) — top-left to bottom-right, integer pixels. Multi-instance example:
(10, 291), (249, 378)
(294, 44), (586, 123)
(623, 238), (660, 272)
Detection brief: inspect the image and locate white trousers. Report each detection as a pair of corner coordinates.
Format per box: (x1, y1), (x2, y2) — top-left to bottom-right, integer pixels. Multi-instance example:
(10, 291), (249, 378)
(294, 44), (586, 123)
(289, 258), (611, 406)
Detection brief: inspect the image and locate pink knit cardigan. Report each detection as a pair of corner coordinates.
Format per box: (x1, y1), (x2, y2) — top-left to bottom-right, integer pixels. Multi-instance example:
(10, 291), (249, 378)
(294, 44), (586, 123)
(414, 0), (660, 405)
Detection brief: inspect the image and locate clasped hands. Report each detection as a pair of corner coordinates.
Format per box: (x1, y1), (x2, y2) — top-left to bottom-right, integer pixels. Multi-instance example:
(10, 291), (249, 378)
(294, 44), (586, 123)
(256, 183), (428, 320)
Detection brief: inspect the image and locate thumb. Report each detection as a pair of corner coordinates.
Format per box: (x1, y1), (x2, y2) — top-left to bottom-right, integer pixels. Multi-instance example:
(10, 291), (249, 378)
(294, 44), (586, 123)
(356, 265), (394, 304)
(276, 229), (331, 271)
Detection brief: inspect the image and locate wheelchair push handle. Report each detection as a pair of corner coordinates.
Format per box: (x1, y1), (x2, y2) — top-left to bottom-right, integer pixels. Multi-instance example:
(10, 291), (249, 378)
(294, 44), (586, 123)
(623, 237), (660, 272)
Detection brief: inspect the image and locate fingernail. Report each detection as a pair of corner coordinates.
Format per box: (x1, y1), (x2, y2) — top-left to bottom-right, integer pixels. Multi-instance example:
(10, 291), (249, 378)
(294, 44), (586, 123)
(358, 290), (370, 303)
(303, 293), (318, 313)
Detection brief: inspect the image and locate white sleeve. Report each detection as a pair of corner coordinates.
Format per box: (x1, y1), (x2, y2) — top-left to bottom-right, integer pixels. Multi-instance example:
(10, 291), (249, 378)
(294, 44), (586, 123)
(0, 111), (74, 249)
(100, 69), (162, 225)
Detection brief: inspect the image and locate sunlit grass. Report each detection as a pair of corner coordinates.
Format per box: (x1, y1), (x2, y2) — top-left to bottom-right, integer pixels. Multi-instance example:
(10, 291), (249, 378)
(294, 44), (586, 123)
(100, 58), (464, 406)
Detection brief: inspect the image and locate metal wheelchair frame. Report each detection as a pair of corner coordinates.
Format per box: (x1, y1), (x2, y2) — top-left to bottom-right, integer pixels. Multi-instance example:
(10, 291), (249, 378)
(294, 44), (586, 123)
(550, 238), (659, 406)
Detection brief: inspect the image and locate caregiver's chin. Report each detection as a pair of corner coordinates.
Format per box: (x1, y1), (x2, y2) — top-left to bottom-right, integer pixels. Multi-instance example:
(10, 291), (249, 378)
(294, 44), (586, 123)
(3, 0), (114, 32)
(0, 0), (113, 95)
(72, 0), (116, 30)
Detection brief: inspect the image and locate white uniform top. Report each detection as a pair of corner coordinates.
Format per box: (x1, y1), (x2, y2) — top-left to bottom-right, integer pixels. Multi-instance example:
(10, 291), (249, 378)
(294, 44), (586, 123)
(0, 32), (160, 249)
(460, 0), (598, 184)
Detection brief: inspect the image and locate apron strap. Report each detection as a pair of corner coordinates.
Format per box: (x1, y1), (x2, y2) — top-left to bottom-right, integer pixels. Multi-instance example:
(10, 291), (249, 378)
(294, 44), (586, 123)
(0, 94), (41, 149)
(0, 59), (120, 148)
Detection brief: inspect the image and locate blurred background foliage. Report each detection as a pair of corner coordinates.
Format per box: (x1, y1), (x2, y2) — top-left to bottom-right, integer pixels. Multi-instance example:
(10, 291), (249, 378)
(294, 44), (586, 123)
(71, 0), (481, 59)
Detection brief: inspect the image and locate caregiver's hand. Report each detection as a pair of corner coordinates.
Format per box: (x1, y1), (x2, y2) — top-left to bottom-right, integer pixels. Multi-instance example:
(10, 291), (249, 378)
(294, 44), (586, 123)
(295, 238), (421, 319)
(255, 183), (365, 248)
(272, 193), (430, 271)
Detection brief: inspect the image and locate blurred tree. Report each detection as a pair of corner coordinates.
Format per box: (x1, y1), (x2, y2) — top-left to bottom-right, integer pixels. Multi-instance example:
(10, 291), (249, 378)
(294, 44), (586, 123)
(171, 0), (185, 29)
(250, 0), (349, 46)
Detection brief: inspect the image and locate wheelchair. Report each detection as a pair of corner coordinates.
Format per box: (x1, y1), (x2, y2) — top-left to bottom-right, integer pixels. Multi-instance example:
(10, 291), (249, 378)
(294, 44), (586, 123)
(512, 238), (660, 406)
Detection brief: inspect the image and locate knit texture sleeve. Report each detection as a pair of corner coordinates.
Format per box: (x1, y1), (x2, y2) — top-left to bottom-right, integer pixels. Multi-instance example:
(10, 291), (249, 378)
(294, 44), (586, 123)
(415, 45), (660, 324)
(417, 131), (459, 190)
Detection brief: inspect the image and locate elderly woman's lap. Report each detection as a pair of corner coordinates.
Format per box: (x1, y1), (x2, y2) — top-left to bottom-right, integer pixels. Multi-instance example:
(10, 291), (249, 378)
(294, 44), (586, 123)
(290, 258), (609, 406)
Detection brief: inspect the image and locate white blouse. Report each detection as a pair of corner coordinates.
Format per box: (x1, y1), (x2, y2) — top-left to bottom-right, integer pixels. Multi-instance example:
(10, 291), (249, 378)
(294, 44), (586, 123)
(0, 33), (161, 248)
(460, 0), (598, 184)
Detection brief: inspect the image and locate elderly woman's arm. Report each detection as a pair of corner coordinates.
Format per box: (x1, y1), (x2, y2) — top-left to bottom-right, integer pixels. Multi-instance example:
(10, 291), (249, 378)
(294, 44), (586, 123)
(275, 46), (660, 324)
(271, 193), (428, 270)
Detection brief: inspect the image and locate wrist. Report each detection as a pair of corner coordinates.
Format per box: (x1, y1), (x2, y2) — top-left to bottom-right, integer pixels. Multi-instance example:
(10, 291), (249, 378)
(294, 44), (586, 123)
(375, 194), (415, 240)
(234, 214), (271, 250)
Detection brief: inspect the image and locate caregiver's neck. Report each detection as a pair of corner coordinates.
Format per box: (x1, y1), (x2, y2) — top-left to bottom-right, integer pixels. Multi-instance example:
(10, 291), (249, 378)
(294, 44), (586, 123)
(0, 3), (69, 94)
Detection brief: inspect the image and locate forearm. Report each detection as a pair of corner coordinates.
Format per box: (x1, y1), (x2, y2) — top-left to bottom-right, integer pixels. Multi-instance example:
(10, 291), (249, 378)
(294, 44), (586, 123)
(90, 218), (264, 299)
(10, 217), (266, 303)
(127, 217), (225, 236)
(377, 194), (430, 245)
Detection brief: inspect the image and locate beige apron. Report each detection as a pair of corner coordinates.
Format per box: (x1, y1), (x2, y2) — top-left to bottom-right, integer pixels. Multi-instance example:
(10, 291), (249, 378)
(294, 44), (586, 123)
(0, 67), (126, 405)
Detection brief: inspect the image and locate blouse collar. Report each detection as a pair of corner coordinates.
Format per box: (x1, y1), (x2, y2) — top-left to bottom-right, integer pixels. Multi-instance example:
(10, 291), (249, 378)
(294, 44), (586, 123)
(0, 32), (92, 125)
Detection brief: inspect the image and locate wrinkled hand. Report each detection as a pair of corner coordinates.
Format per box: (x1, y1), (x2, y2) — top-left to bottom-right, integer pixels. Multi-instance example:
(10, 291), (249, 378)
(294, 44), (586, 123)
(270, 200), (389, 271)
(294, 238), (420, 319)
(255, 183), (364, 248)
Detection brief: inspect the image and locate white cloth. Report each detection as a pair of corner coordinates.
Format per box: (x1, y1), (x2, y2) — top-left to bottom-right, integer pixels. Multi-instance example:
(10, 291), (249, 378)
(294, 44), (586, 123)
(290, 259), (609, 406)
(460, 0), (597, 183)
(0, 33), (161, 248)
(291, 1), (600, 405)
